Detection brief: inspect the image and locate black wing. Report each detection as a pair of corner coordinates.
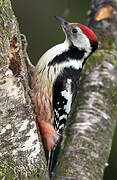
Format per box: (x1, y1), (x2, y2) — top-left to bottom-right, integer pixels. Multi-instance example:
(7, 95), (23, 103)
(49, 67), (81, 174)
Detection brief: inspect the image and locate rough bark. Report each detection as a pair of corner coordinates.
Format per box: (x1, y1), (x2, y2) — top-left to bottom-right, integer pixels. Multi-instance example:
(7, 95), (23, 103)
(54, 0), (117, 180)
(0, 0), (49, 179)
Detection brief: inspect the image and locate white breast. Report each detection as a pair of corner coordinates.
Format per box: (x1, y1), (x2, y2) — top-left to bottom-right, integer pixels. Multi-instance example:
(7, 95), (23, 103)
(36, 39), (69, 71)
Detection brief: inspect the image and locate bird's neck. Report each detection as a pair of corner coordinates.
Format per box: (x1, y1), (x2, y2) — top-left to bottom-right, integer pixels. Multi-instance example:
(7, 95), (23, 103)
(36, 38), (91, 80)
(36, 39), (70, 68)
(48, 43), (86, 67)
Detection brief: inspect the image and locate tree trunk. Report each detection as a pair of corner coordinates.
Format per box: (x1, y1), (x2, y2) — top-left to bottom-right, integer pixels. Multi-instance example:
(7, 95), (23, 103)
(0, 0), (49, 179)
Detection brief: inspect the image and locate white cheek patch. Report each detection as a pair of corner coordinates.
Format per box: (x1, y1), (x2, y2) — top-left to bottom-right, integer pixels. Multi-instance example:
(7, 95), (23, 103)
(72, 33), (92, 56)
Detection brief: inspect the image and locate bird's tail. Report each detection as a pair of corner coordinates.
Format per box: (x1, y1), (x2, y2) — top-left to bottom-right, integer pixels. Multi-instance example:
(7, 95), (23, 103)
(48, 136), (63, 179)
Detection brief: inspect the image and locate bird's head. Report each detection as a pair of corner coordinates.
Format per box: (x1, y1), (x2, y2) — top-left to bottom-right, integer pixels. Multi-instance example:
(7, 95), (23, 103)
(55, 16), (98, 54)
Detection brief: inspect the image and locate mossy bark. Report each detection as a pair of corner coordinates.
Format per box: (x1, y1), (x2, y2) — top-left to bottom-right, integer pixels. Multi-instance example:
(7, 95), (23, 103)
(0, 0), (49, 179)
(54, 1), (117, 180)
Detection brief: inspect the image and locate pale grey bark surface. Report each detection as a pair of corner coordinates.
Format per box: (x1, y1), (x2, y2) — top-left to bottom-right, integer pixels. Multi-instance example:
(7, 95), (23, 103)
(0, 0), (49, 179)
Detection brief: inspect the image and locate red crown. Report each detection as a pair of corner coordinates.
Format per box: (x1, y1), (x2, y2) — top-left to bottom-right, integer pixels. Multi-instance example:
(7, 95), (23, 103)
(78, 24), (98, 44)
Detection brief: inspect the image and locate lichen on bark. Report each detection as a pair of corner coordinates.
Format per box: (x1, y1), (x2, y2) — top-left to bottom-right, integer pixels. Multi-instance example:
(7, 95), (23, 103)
(0, 0), (48, 179)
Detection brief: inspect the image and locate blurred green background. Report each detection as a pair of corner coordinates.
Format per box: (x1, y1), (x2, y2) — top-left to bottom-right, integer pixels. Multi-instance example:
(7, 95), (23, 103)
(11, 1), (117, 179)
(11, 0), (89, 65)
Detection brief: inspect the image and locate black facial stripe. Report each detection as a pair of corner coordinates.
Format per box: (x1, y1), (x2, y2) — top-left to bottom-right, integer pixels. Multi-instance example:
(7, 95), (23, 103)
(48, 45), (86, 66)
(91, 42), (98, 53)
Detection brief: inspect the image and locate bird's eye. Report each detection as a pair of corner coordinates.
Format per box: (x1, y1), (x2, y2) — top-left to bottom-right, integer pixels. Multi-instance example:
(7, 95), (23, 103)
(72, 28), (78, 34)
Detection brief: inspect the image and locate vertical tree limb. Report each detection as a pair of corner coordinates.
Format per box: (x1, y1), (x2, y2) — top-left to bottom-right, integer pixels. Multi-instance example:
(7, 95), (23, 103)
(0, 0), (49, 179)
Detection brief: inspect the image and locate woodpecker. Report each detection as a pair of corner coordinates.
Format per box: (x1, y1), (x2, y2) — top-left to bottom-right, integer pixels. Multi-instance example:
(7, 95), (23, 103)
(33, 16), (98, 152)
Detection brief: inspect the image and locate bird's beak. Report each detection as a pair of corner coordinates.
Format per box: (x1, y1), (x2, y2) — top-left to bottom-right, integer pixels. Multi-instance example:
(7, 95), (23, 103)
(55, 16), (68, 28)
(55, 16), (70, 39)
